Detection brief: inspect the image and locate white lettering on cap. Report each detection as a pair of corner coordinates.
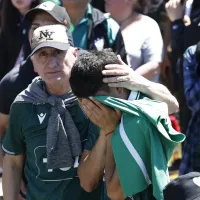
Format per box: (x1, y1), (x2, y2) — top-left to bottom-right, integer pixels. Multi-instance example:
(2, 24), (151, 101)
(193, 177), (200, 187)
(38, 1), (55, 11)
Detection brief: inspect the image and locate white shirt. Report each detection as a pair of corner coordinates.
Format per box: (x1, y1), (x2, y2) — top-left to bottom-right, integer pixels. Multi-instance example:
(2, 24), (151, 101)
(122, 15), (164, 82)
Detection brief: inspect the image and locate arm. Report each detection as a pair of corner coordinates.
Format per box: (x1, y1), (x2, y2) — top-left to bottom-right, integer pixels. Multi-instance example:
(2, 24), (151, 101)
(78, 133), (106, 192)
(135, 62), (161, 80)
(3, 153), (25, 200)
(105, 134), (125, 200)
(165, 0), (186, 57)
(135, 18), (163, 80)
(102, 56), (179, 114)
(183, 46), (200, 112)
(0, 113), (9, 167)
(0, 113), (8, 137)
(78, 98), (121, 192)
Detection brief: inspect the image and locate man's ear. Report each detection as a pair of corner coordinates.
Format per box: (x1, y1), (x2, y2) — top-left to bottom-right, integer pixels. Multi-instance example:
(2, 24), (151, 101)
(72, 48), (79, 58)
(116, 87), (124, 95)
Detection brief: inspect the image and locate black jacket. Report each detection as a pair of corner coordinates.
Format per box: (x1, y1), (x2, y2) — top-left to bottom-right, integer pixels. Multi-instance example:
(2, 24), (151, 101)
(0, 21), (31, 80)
(86, 6), (127, 63)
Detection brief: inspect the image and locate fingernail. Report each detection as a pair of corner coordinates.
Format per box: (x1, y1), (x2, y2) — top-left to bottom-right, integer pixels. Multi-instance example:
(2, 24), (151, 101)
(102, 71), (106, 75)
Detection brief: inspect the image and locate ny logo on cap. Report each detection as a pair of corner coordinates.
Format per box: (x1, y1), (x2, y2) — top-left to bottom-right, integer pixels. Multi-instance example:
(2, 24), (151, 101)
(39, 30), (55, 41)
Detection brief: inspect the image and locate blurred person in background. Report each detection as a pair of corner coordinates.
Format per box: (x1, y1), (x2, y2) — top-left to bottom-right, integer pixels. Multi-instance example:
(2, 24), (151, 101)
(62, 0), (127, 62)
(165, 0), (200, 134)
(105, 0), (164, 82)
(179, 42), (200, 175)
(0, 0), (41, 80)
(91, 0), (105, 12)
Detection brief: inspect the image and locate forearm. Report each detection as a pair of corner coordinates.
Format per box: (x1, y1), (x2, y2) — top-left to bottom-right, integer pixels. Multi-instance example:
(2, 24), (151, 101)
(78, 132), (106, 192)
(139, 79), (179, 114)
(105, 135), (125, 200)
(0, 113), (8, 137)
(105, 134), (115, 183)
(3, 155), (23, 200)
(135, 62), (160, 80)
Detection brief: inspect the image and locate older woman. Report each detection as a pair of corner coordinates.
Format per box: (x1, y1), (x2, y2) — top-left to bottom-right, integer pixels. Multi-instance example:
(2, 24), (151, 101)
(105, 0), (164, 82)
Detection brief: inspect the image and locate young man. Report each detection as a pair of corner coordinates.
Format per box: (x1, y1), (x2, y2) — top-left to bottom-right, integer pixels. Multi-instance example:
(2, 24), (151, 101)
(69, 49), (185, 200)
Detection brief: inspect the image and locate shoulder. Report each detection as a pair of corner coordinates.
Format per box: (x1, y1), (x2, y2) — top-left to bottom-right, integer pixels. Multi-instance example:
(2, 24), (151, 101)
(139, 14), (160, 31)
(9, 102), (33, 123)
(184, 45), (197, 57)
(140, 14), (159, 25)
(184, 45), (197, 64)
(0, 59), (31, 90)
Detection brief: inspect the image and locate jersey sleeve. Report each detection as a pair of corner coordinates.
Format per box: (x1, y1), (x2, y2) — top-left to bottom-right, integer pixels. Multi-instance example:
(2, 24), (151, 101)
(84, 122), (100, 151)
(2, 103), (26, 155)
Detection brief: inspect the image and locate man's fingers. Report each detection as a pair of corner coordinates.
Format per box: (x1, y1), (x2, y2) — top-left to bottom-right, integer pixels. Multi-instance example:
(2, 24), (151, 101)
(115, 109), (122, 118)
(81, 99), (101, 119)
(89, 97), (108, 111)
(81, 104), (98, 124)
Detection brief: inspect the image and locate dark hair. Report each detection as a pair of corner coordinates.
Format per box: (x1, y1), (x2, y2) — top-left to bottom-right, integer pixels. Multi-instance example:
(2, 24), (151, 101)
(70, 49), (120, 98)
(135, 0), (151, 14)
(1, 0), (40, 33)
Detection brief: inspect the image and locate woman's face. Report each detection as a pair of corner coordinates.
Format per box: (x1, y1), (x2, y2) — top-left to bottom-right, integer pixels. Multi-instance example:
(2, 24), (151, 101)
(105, 0), (126, 16)
(105, 0), (136, 21)
(11, 0), (33, 14)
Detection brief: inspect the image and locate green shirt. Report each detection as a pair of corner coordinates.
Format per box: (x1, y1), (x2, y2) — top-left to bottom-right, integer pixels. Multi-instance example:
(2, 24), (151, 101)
(95, 93), (185, 200)
(72, 4), (119, 50)
(3, 102), (100, 200)
(42, 0), (62, 6)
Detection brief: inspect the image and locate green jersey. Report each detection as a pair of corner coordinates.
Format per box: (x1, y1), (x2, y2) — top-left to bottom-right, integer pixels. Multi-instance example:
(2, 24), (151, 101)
(3, 102), (101, 200)
(95, 92), (185, 200)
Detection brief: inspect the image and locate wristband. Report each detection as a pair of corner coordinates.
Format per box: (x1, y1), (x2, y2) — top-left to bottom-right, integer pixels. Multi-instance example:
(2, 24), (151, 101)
(105, 131), (114, 137)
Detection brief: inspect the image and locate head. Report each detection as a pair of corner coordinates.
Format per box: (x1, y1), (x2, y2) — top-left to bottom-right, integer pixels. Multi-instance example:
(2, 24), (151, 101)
(105, 0), (150, 22)
(62, 0), (89, 24)
(62, 0), (88, 9)
(1, 0), (40, 32)
(24, 1), (73, 44)
(69, 49), (129, 99)
(163, 172), (200, 200)
(30, 24), (78, 89)
(11, 0), (38, 14)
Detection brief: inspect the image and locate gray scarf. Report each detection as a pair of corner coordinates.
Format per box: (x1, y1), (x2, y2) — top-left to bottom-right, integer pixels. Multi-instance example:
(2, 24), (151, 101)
(14, 77), (82, 169)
